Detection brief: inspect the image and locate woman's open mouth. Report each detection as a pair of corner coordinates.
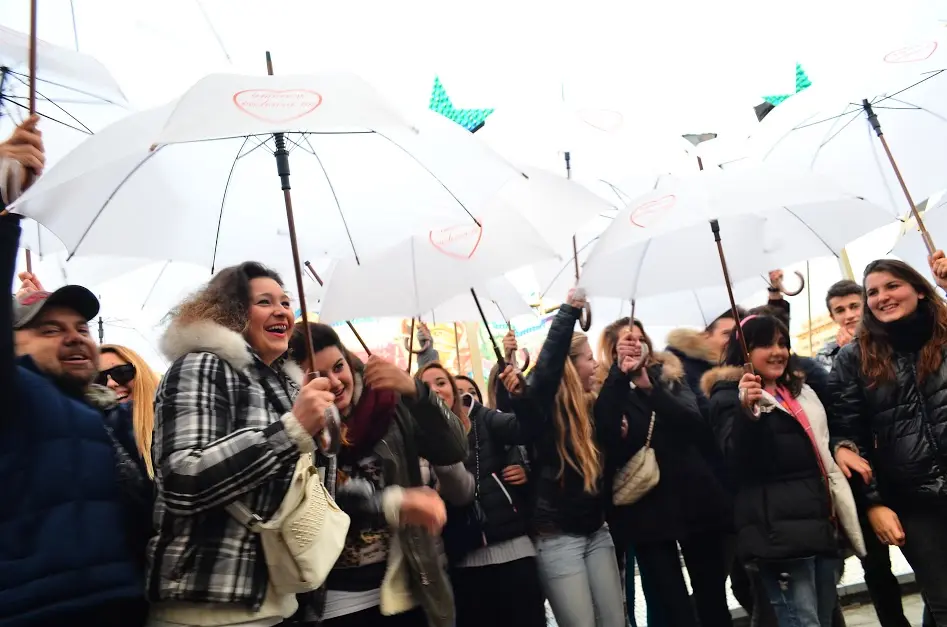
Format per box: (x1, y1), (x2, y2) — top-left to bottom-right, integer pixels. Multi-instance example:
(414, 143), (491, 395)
(265, 323), (288, 338)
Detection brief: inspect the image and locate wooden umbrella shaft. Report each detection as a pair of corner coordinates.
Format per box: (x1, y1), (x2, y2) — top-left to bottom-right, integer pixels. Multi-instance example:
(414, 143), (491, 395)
(266, 52), (314, 368)
(863, 98), (936, 254)
(710, 220), (751, 366)
(23, 0), (37, 273)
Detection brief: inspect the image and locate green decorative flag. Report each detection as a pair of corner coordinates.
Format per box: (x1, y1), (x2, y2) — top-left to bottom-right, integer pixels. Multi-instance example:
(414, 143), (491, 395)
(429, 76), (494, 132)
(762, 63), (812, 106)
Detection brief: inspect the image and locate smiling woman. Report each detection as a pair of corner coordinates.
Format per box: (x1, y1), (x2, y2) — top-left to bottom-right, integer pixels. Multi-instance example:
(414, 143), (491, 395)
(147, 261), (331, 625)
(829, 257), (947, 625)
(98, 344), (160, 478)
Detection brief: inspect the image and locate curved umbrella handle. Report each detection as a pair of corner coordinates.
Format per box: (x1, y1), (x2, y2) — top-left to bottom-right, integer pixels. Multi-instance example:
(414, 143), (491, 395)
(774, 270), (806, 297)
(579, 302), (593, 332)
(403, 335), (425, 355)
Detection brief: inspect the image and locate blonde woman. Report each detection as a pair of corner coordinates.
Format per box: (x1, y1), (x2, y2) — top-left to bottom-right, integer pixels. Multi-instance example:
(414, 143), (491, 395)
(527, 290), (624, 627)
(98, 344), (160, 477)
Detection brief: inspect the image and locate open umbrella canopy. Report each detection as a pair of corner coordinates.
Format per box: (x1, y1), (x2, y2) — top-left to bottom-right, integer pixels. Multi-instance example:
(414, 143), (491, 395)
(579, 167), (894, 299)
(749, 28), (947, 219)
(10, 72), (533, 276)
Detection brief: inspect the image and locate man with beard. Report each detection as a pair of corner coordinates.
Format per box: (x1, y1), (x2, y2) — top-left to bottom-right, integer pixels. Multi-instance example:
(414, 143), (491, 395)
(0, 117), (148, 626)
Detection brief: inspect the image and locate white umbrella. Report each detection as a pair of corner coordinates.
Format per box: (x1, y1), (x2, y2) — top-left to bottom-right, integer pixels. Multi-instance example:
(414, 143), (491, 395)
(10, 72), (531, 272)
(0, 24), (128, 163)
(579, 167), (894, 300)
(417, 277), (536, 326)
(318, 175), (606, 323)
(750, 28), (947, 253)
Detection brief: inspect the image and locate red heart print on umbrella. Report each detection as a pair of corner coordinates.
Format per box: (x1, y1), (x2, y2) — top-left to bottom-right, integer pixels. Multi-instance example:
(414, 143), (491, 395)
(233, 89), (323, 122)
(884, 41), (937, 64)
(429, 222), (483, 259)
(629, 195), (676, 228)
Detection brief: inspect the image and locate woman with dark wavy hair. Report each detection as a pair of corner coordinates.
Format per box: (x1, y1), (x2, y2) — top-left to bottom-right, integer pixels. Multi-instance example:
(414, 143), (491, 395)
(830, 258), (947, 625)
(707, 314), (864, 627)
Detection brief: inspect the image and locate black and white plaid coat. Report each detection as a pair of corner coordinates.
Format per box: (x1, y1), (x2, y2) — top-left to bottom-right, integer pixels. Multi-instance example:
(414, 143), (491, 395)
(147, 320), (314, 609)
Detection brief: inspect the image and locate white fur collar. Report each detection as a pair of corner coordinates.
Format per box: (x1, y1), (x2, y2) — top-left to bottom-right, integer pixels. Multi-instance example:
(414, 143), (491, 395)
(160, 319), (303, 387)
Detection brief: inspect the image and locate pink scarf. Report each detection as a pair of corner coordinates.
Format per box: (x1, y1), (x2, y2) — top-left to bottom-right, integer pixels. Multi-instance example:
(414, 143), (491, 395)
(774, 386), (834, 515)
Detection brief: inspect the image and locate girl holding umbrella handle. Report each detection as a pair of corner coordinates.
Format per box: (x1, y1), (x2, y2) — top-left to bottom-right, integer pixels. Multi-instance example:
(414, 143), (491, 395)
(829, 252), (947, 625)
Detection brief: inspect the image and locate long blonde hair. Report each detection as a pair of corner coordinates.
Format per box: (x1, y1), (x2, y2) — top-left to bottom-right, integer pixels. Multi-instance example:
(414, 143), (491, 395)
(100, 344), (160, 478)
(554, 332), (602, 494)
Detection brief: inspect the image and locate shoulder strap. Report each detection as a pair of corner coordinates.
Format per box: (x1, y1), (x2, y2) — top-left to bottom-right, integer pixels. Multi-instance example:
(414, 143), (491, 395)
(644, 412), (656, 448)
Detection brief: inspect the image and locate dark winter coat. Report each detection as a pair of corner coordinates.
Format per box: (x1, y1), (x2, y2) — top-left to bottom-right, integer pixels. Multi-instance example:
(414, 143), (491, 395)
(465, 400), (543, 545)
(527, 304), (609, 536)
(829, 338), (947, 509)
(599, 355), (733, 545)
(705, 366), (842, 562)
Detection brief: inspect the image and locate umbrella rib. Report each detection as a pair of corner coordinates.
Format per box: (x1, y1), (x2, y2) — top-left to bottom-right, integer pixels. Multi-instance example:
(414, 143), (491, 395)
(5, 71), (94, 133)
(373, 130), (481, 227)
(302, 134), (360, 264)
(874, 70), (943, 105)
(210, 136), (250, 273)
(885, 96), (947, 125)
(1, 95), (93, 134)
(693, 291), (708, 328)
(68, 147), (164, 261)
(782, 207), (839, 259)
(811, 108), (865, 167)
(626, 238), (652, 303)
(141, 260), (171, 310)
(539, 236), (599, 299)
(5, 70), (126, 107)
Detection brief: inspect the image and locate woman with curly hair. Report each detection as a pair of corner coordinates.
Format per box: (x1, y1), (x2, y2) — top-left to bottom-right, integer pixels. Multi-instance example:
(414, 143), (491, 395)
(830, 257), (947, 625)
(147, 262), (337, 625)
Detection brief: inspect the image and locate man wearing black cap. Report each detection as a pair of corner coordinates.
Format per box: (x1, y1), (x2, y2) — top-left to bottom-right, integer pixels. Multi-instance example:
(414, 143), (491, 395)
(0, 119), (148, 626)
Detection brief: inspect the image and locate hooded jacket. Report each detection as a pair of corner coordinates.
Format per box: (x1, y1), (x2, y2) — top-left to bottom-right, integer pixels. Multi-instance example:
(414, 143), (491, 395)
(598, 354), (733, 544)
(704, 366), (865, 562)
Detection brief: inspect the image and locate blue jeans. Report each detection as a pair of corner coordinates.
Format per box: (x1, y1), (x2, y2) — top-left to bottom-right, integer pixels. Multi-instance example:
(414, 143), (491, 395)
(757, 556), (840, 627)
(534, 525), (625, 627)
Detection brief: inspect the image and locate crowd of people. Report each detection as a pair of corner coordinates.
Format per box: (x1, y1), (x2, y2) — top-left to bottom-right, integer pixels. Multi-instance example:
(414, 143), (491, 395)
(3, 112), (947, 627)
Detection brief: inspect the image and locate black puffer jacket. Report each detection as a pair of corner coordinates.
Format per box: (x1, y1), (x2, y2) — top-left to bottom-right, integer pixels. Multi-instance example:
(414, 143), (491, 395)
(705, 365), (837, 562)
(829, 310), (947, 508)
(465, 400), (543, 544)
(527, 304), (612, 536)
(598, 356), (732, 546)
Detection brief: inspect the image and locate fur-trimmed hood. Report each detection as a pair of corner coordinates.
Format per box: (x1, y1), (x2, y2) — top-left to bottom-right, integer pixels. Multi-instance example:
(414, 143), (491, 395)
(699, 363), (810, 400)
(86, 383), (120, 410)
(699, 365), (744, 399)
(666, 328), (718, 365)
(160, 319), (303, 385)
(652, 350), (685, 383)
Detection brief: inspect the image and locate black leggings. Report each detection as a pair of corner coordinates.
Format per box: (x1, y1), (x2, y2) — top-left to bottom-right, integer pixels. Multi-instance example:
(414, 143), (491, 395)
(451, 557), (546, 627)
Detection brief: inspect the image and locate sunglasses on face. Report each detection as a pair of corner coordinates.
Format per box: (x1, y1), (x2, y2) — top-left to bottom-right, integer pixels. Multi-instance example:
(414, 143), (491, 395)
(95, 363), (137, 387)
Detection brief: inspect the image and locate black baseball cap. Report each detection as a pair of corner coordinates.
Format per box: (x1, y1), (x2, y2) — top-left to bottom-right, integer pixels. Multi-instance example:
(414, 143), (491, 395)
(13, 286), (100, 329)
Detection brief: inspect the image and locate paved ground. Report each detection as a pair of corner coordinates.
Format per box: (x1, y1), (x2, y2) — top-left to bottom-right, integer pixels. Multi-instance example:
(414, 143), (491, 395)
(546, 547), (920, 626)
(844, 592), (924, 626)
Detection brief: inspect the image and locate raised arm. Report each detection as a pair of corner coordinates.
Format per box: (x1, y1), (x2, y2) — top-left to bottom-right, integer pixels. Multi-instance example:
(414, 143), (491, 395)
(154, 352), (311, 515)
(0, 215), (20, 405)
(529, 303), (581, 408)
